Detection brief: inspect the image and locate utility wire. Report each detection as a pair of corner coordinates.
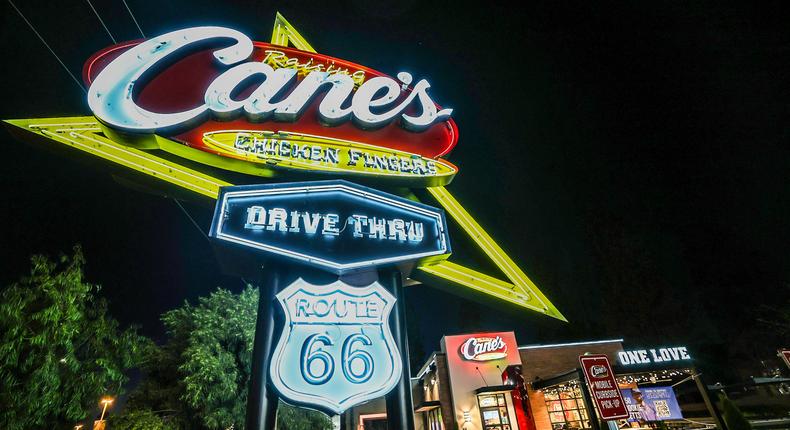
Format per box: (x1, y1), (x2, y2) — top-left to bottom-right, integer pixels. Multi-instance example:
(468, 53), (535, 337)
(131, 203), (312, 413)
(475, 366), (489, 386)
(85, 0), (117, 43)
(121, 0), (145, 38)
(7, 0), (86, 93)
(172, 198), (211, 243)
(172, 199), (252, 292)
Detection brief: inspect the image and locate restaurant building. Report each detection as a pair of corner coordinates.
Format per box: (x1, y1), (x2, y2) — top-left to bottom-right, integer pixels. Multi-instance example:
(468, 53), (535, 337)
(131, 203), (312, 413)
(346, 332), (724, 430)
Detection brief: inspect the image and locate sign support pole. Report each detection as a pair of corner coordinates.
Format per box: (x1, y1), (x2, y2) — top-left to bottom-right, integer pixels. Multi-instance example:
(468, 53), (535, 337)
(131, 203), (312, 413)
(692, 367), (728, 430)
(382, 269), (415, 429)
(576, 368), (602, 430)
(246, 268), (286, 430)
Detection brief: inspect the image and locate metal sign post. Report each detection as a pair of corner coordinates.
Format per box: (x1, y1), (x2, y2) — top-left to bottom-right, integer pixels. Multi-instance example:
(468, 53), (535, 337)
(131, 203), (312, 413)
(692, 367), (728, 430)
(246, 268), (287, 430)
(575, 368), (602, 430)
(381, 269), (415, 430)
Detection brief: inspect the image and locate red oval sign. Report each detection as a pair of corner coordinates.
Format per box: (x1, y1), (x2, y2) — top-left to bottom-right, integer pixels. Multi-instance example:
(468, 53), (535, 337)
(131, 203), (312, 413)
(83, 38), (458, 163)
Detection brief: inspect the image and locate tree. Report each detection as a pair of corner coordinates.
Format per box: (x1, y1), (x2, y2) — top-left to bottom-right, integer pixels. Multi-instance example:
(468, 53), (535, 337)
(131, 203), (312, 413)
(163, 287), (258, 428)
(123, 341), (190, 428)
(0, 247), (149, 430)
(277, 402), (337, 430)
(109, 409), (179, 430)
(127, 286), (332, 430)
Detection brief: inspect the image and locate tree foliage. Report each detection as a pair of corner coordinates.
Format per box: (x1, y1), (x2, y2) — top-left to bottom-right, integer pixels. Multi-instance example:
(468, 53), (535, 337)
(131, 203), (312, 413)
(277, 402), (336, 430)
(109, 409), (179, 430)
(0, 247), (149, 430)
(127, 286), (332, 430)
(163, 287), (258, 429)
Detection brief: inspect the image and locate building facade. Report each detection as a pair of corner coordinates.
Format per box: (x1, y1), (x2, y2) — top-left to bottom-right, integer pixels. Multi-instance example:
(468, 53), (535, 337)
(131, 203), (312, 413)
(347, 333), (718, 430)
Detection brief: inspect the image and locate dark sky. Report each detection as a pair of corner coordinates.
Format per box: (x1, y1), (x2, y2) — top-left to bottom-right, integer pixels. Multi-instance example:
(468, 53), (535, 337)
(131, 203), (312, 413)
(1, 1), (788, 381)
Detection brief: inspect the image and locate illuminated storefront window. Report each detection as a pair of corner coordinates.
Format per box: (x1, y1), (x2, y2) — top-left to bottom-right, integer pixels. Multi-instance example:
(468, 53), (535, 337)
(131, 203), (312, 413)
(543, 385), (590, 430)
(477, 393), (512, 430)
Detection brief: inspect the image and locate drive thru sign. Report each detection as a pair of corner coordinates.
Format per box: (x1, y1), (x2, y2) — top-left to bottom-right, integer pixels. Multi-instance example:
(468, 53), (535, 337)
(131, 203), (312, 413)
(579, 354), (629, 420)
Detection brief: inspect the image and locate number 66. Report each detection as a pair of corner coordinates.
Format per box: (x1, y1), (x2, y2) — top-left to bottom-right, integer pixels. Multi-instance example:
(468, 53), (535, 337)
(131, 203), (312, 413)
(301, 332), (374, 385)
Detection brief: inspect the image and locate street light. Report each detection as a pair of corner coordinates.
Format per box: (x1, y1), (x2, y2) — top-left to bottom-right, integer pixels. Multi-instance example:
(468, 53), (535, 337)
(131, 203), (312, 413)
(98, 397), (114, 422)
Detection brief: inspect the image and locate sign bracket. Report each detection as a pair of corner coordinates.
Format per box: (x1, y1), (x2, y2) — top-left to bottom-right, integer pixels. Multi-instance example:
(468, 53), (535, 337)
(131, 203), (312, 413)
(246, 267), (287, 430)
(380, 269), (416, 430)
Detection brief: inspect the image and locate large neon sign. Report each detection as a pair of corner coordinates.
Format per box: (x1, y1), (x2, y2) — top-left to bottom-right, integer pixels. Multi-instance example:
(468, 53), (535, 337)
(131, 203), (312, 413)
(270, 278), (401, 414)
(6, 13), (569, 428)
(6, 12), (566, 322)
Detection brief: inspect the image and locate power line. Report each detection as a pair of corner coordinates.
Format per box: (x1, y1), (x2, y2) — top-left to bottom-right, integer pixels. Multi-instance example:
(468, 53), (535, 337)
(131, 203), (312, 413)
(85, 0), (117, 43)
(172, 198), (211, 243)
(121, 0), (145, 38)
(7, 0), (86, 94)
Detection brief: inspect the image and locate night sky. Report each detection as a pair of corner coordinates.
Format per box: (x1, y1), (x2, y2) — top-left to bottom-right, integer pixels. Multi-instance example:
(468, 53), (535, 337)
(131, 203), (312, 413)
(1, 1), (788, 382)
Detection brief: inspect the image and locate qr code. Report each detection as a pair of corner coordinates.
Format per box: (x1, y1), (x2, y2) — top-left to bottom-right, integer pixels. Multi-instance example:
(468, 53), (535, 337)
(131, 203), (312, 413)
(654, 400), (671, 418)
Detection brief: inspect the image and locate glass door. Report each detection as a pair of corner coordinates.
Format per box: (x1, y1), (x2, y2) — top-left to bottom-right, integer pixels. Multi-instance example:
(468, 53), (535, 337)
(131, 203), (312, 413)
(477, 393), (513, 430)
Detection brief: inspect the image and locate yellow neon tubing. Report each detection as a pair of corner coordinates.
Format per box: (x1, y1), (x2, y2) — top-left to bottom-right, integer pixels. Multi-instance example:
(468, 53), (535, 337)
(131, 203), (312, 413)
(421, 187), (567, 321)
(271, 12), (317, 53)
(4, 117), (229, 199)
(265, 14), (565, 321)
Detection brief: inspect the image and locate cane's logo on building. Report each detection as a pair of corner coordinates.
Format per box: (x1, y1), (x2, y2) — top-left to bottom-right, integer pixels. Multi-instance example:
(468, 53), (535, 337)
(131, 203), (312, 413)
(460, 336), (508, 361)
(590, 364), (609, 378)
(83, 26), (458, 185)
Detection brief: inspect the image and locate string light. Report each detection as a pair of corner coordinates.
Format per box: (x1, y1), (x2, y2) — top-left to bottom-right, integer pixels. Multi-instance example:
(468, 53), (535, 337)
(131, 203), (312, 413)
(615, 369), (692, 385)
(534, 369), (694, 393)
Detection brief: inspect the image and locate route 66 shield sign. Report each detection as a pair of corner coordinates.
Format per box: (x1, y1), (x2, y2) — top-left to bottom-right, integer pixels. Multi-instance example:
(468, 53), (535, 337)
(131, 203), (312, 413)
(270, 278), (402, 414)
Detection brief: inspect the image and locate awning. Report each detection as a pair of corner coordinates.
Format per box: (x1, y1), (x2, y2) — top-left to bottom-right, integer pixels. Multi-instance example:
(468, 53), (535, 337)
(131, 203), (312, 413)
(475, 384), (516, 394)
(415, 400), (442, 412)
